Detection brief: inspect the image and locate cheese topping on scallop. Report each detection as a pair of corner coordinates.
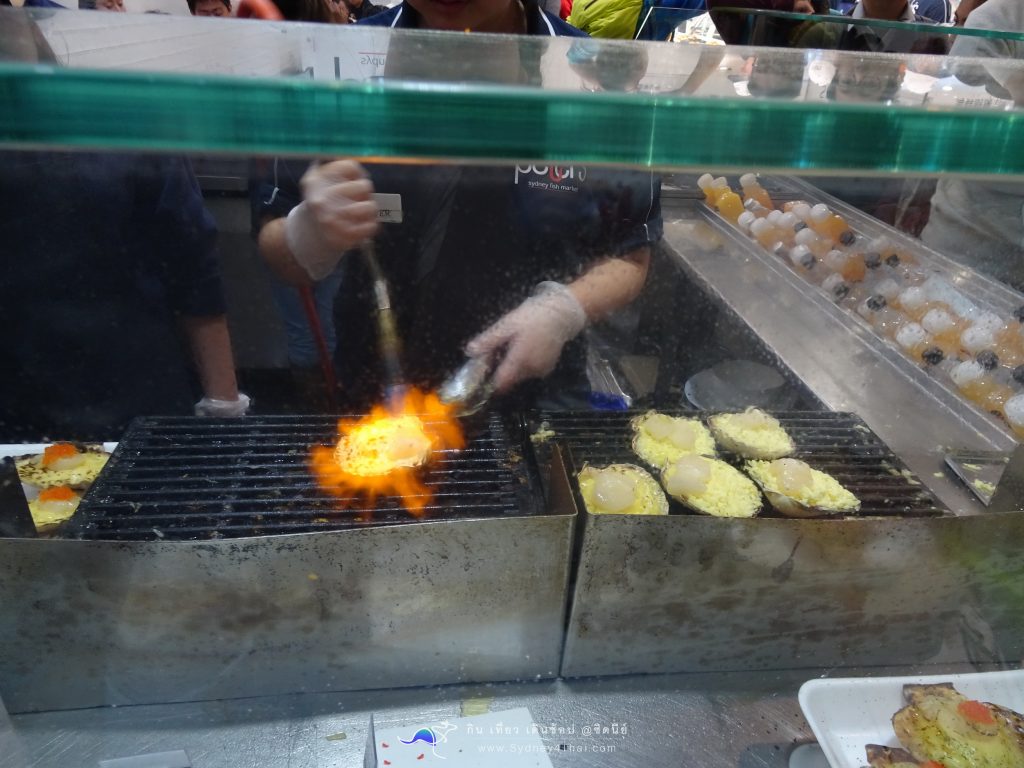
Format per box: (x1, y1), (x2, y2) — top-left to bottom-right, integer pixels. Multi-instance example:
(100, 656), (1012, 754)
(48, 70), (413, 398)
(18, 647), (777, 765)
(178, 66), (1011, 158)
(631, 411), (716, 469)
(577, 464), (669, 516)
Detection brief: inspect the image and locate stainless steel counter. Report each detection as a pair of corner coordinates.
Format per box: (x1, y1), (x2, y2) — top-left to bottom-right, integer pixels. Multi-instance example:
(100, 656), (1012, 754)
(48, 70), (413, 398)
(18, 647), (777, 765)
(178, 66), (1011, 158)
(659, 195), (1019, 517)
(0, 664), (1002, 768)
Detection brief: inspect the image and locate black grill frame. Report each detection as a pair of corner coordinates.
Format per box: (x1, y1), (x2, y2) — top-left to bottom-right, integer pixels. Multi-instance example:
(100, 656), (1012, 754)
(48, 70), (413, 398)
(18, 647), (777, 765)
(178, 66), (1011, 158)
(68, 414), (543, 541)
(526, 410), (947, 519)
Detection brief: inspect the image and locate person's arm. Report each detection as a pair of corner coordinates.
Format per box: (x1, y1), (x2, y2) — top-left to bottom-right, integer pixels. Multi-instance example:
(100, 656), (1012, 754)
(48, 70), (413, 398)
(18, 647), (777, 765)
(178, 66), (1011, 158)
(146, 156), (249, 415)
(181, 315), (240, 401)
(256, 159), (377, 285)
(182, 314), (249, 416)
(567, 246), (650, 322)
(259, 216), (315, 286)
(465, 247), (650, 392)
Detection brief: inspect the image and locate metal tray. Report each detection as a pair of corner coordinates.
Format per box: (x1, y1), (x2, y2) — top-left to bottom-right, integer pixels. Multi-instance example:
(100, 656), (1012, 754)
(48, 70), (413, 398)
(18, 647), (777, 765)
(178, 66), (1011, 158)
(0, 419), (576, 714)
(535, 410), (1024, 678)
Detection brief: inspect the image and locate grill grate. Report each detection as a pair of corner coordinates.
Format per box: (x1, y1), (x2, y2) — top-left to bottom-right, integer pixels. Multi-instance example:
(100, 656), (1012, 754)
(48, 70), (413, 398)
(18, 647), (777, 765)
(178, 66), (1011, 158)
(527, 410), (947, 518)
(68, 414), (540, 541)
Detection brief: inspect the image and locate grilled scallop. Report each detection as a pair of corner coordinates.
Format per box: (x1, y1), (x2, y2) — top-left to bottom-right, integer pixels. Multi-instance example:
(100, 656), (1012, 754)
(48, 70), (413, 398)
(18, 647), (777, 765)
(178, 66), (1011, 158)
(892, 683), (1024, 768)
(661, 455), (761, 518)
(708, 407), (795, 460)
(631, 411), (716, 469)
(16, 443), (109, 490)
(745, 458), (860, 518)
(333, 415), (432, 476)
(577, 463), (669, 516)
(27, 485), (81, 532)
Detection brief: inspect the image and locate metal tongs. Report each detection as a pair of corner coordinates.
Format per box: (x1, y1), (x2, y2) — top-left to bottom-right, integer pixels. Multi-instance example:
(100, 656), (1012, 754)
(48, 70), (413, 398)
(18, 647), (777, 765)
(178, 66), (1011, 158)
(438, 352), (498, 417)
(362, 238), (495, 417)
(360, 241), (406, 413)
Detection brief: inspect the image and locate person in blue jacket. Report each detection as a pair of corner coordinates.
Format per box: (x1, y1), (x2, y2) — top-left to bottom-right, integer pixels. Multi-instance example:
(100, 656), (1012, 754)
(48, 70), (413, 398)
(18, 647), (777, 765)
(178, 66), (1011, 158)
(257, 0), (662, 408)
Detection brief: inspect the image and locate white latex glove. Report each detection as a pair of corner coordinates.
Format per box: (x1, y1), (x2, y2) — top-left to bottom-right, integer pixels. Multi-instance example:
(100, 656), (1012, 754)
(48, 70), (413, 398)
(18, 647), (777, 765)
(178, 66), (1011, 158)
(195, 393), (251, 418)
(284, 160), (379, 281)
(465, 281), (587, 393)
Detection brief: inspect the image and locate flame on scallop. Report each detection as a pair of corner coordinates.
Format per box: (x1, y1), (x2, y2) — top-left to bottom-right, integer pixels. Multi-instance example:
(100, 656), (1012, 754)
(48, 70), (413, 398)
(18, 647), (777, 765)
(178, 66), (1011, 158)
(310, 388), (465, 516)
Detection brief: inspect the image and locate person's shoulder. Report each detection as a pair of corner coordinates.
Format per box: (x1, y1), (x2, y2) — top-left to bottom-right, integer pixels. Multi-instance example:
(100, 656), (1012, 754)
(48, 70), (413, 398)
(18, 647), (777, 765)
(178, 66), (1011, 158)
(357, 4), (403, 26)
(968, 0), (1024, 31)
(540, 8), (589, 36)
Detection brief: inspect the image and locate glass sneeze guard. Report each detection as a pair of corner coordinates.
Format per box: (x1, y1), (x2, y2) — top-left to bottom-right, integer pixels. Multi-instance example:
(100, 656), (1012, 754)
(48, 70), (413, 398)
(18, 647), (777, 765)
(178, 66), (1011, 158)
(3, 7), (1024, 176)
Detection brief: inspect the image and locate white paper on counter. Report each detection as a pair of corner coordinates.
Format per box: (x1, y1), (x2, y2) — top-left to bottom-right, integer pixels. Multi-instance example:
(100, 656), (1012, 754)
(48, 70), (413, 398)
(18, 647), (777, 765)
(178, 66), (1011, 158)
(366, 707), (554, 768)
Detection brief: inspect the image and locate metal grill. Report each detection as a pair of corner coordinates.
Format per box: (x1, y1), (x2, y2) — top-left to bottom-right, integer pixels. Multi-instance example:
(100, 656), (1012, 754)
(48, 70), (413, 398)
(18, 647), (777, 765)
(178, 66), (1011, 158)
(68, 414), (541, 541)
(527, 410), (946, 518)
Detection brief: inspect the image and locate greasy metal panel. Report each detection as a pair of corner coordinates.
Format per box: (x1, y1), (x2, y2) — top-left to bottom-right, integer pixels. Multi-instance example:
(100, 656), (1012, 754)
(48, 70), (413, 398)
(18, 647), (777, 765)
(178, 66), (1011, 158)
(561, 498), (1024, 677)
(0, 511), (574, 713)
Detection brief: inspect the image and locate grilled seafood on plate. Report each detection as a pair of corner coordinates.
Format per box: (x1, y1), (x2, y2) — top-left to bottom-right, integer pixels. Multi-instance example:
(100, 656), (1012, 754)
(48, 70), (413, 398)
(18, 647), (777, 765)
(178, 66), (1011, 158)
(16, 442), (109, 490)
(864, 744), (936, 767)
(882, 683), (1024, 768)
(27, 485), (81, 533)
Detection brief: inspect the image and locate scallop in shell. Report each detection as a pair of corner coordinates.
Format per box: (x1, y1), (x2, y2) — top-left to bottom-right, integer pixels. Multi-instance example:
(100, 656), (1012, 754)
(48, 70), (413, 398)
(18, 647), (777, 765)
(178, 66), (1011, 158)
(577, 463), (669, 516)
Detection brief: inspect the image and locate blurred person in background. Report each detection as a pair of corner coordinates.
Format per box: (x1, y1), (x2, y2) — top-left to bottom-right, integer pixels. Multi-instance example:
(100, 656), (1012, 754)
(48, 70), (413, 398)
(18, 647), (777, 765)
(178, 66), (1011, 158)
(567, 0), (644, 39)
(246, 0), (351, 407)
(268, 0), (349, 21)
(708, 0), (820, 46)
(911, 0), (952, 23)
(80, 0), (125, 10)
(849, 0), (932, 22)
(256, 0), (663, 410)
(0, 0), (248, 440)
(345, 0), (385, 21)
(0, 150), (249, 438)
(189, 0), (232, 16)
(920, 0), (1024, 291)
(952, 0), (989, 26)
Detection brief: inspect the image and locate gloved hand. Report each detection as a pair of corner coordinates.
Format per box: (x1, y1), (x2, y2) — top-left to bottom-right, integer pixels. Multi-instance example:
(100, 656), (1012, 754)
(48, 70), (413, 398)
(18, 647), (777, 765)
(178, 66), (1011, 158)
(466, 281), (587, 394)
(195, 393), (251, 418)
(284, 160), (378, 281)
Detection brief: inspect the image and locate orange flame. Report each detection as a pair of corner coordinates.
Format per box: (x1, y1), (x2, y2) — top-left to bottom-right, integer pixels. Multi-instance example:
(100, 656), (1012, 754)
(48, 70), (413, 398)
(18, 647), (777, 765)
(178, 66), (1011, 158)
(311, 388), (465, 517)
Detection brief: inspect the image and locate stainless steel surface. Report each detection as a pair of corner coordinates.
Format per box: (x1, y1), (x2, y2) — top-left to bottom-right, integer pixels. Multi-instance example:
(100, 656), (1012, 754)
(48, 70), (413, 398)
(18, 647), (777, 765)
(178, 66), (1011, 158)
(945, 450), (1009, 506)
(990, 444), (1024, 513)
(0, 504), (574, 713)
(660, 199), (1017, 516)
(2, 663), (1012, 768)
(562, 495), (1024, 678)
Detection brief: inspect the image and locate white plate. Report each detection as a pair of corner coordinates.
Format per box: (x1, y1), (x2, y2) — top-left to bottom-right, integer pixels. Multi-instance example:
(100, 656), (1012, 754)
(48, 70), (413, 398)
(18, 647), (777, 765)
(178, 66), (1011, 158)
(798, 668), (1024, 768)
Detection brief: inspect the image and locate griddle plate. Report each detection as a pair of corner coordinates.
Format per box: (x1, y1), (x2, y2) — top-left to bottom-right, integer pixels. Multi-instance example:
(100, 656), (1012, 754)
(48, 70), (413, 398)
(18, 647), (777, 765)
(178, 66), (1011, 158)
(529, 410), (946, 518)
(69, 414), (539, 541)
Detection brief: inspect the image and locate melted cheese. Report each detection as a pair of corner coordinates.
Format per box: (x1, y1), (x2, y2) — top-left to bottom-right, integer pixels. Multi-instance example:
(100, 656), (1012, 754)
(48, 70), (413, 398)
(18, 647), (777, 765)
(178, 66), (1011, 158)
(578, 464), (669, 516)
(631, 411), (716, 469)
(16, 447), (109, 489)
(662, 457), (761, 518)
(709, 408), (794, 460)
(747, 459), (860, 512)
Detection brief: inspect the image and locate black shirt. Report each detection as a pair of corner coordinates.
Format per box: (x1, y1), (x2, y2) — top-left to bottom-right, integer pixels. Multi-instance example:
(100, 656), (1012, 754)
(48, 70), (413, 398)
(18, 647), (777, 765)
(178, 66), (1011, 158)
(0, 151), (224, 440)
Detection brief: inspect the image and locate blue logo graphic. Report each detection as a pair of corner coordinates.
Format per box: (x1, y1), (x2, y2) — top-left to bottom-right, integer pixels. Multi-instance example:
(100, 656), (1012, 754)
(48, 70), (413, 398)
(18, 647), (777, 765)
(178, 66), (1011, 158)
(400, 721), (457, 760)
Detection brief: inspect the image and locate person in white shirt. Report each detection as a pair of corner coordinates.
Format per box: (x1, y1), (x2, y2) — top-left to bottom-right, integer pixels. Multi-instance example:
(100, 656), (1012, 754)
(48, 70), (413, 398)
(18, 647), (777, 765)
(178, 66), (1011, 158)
(920, 0), (1024, 291)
